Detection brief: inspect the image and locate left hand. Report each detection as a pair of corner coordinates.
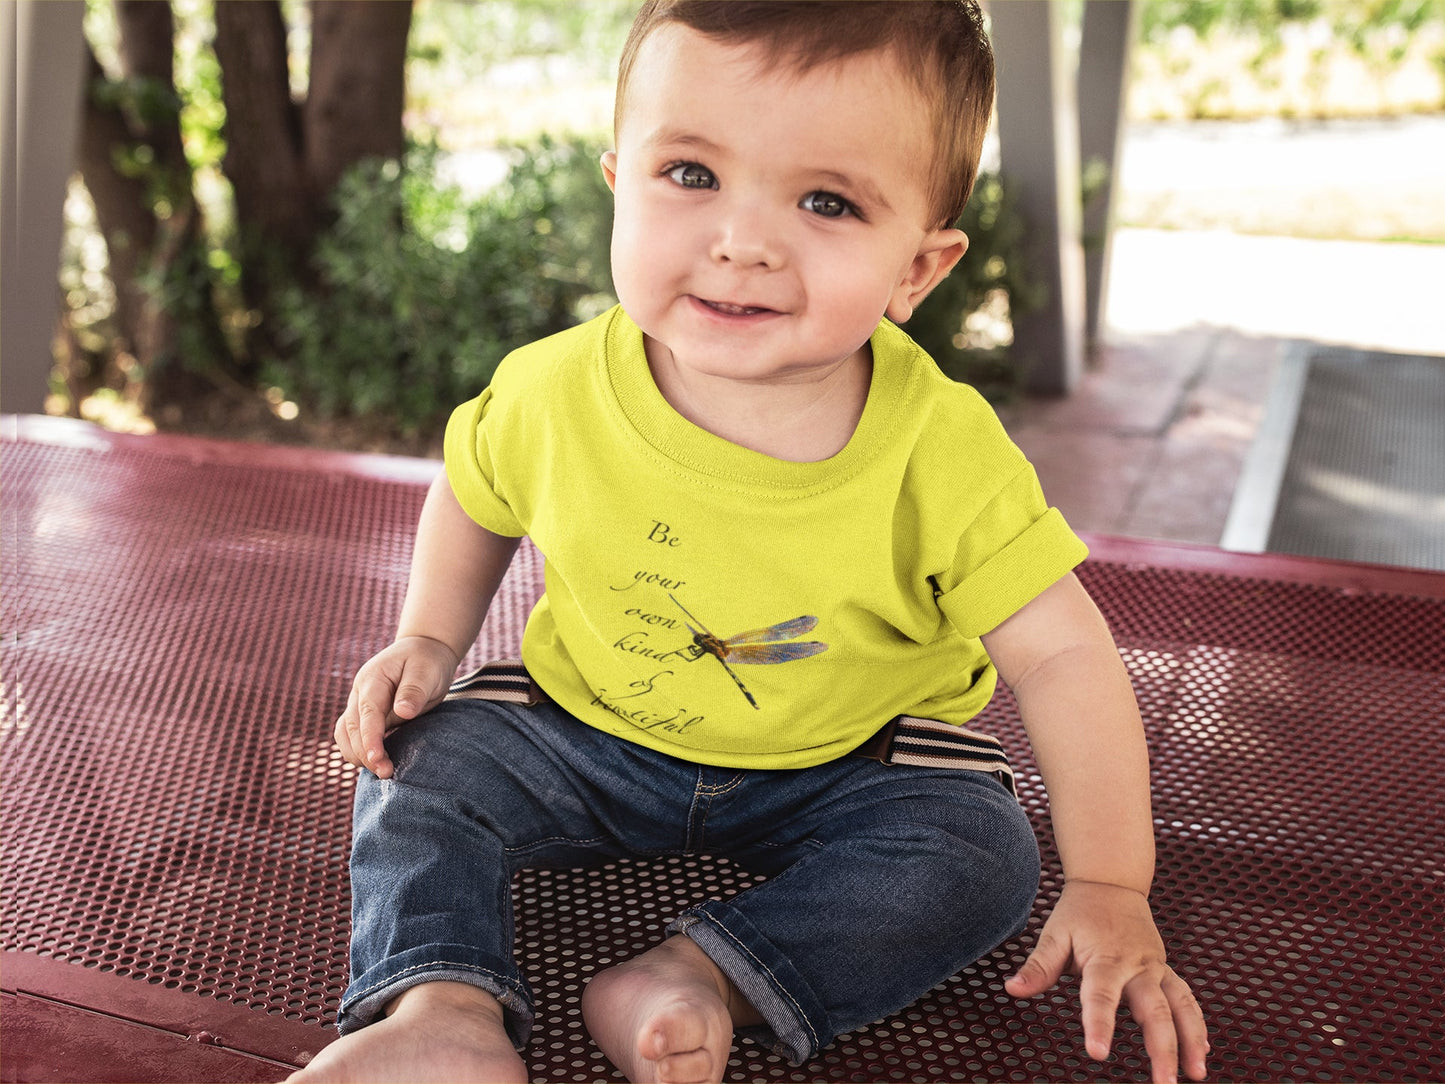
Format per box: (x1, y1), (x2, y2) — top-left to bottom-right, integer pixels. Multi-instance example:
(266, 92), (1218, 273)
(1004, 880), (1209, 1083)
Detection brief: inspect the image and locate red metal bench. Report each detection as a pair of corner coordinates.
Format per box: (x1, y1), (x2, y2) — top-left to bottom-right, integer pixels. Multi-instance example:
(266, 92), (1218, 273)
(3, 415), (1441, 1082)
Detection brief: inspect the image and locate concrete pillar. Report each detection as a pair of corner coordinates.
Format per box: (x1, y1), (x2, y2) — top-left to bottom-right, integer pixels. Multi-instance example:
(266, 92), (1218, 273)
(1, 0), (87, 416)
(990, 0), (1088, 396)
(1079, 0), (1137, 350)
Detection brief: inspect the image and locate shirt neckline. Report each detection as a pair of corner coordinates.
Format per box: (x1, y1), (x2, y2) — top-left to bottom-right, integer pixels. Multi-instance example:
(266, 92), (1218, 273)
(603, 306), (916, 492)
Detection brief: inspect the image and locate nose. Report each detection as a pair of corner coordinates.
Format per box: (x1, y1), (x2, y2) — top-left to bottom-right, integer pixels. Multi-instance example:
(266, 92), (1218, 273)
(709, 198), (783, 269)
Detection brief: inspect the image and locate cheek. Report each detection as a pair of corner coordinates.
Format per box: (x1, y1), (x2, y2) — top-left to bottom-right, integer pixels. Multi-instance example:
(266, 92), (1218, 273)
(611, 197), (674, 269)
(608, 204), (655, 295)
(807, 245), (903, 317)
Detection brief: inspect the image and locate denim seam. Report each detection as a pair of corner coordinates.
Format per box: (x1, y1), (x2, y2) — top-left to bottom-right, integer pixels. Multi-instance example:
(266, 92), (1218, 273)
(695, 911), (820, 1054)
(696, 772), (747, 796)
(687, 770), (747, 848)
(751, 837), (824, 854)
(344, 959), (521, 1009)
(502, 833), (610, 856)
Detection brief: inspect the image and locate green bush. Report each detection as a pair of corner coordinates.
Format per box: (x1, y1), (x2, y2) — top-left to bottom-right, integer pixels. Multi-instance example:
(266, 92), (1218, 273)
(1137, 0), (1440, 44)
(1131, 0), (1445, 118)
(905, 173), (1040, 403)
(268, 137), (615, 434)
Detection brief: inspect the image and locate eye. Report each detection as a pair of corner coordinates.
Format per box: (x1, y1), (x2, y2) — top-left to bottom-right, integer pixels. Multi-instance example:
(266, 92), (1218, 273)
(666, 162), (717, 190)
(801, 191), (854, 219)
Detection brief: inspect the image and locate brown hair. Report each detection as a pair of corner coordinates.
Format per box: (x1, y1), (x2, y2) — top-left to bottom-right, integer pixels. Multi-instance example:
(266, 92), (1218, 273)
(614, 0), (995, 229)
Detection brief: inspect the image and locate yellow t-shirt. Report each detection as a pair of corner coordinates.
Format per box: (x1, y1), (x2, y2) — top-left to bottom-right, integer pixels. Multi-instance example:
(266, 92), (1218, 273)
(445, 306), (1086, 769)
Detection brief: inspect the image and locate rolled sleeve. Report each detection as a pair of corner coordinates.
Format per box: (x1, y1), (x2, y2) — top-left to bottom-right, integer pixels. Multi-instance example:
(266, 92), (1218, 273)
(935, 466), (1088, 639)
(443, 390), (526, 537)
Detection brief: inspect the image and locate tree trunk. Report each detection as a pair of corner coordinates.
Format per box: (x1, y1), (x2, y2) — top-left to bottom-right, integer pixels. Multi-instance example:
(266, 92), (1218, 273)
(114, 0), (209, 382)
(77, 2), (231, 412)
(114, 0), (186, 166)
(213, 0), (412, 264)
(212, 0), (411, 365)
(77, 46), (154, 360)
(306, 1), (412, 199)
(212, 1), (309, 256)
(72, 0), (414, 422)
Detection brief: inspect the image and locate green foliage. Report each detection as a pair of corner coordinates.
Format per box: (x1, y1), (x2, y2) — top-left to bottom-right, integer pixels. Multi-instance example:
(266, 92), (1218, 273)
(1135, 0), (1441, 43)
(1133, 0), (1445, 118)
(406, 0), (635, 144)
(171, 0), (228, 176)
(267, 138), (615, 434)
(905, 174), (1040, 403)
(408, 0), (635, 74)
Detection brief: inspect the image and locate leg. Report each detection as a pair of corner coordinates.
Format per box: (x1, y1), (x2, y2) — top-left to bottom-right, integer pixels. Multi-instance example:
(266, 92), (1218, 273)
(662, 763), (1041, 1065)
(303, 699), (651, 1082)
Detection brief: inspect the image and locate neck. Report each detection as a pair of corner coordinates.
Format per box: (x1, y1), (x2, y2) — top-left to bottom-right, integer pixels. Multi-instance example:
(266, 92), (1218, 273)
(644, 342), (872, 463)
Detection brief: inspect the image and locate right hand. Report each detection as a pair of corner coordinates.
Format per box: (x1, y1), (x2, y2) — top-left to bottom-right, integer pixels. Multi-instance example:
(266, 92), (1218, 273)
(334, 636), (462, 779)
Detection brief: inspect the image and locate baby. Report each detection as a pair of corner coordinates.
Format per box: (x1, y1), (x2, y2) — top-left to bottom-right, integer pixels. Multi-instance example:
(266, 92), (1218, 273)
(291, 3), (1210, 1082)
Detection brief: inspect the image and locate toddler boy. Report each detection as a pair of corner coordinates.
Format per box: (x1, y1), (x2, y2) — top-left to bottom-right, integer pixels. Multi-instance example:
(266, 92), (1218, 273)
(292, 3), (1209, 1082)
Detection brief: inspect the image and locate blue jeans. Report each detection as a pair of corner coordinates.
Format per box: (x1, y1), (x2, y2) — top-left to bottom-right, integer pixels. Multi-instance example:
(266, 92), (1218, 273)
(339, 699), (1040, 1064)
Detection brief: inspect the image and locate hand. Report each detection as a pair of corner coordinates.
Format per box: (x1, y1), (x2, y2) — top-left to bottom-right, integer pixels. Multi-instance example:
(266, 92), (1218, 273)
(1005, 880), (1209, 1083)
(334, 636), (461, 779)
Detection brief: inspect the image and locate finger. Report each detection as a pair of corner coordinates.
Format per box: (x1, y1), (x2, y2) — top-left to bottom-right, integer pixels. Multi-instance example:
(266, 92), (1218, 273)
(1077, 961), (1126, 1063)
(1005, 930), (1070, 998)
(1164, 972), (1210, 1080)
(1126, 978), (1181, 1083)
(334, 711), (359, 768)
(333, 688), (364, 767)
(392, 671), (435, 720)
(355, 698), (395, 779)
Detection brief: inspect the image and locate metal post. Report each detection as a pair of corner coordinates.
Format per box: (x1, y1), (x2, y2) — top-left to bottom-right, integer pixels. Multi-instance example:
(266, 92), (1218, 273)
(1079, 0), (1137, 350)
(990, 0), (1087, 396)
(1, 0), (87, 416)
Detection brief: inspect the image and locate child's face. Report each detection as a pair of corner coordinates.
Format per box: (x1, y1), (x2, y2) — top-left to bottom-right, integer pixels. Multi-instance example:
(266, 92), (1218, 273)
(603, 25), (965, 390)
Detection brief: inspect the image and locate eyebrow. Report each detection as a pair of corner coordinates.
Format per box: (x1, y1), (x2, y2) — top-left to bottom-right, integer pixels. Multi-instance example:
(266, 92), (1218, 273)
(640, 129), (725, 155)
(812, 168), (895, 217)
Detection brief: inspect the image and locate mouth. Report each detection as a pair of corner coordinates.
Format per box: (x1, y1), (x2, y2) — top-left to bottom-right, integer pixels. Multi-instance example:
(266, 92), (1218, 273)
(697, 298), (775, 317)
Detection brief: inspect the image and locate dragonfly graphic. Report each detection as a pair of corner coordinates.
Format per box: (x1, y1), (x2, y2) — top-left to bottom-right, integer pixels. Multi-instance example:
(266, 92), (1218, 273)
(668, 594), (828, 710)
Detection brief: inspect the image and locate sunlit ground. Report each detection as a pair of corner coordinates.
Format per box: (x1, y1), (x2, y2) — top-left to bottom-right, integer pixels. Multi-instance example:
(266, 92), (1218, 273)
(1117, 113), (1445, 243)
(1106, 113), (1445, 354)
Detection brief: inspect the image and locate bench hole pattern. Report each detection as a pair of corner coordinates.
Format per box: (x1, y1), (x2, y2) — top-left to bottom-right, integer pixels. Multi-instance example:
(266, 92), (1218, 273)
(2, 436), (1441, 1081)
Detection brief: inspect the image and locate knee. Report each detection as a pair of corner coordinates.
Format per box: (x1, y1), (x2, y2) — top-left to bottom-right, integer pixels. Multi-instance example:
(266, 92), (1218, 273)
(897, 783), (1040, 934)
(351, 703), (512, 849)
(381, 700), (505, 783)
(349, 701), (514, 826)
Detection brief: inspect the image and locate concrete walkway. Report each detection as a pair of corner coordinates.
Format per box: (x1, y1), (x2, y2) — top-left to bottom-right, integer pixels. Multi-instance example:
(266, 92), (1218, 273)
(999, 228), (1445, 548)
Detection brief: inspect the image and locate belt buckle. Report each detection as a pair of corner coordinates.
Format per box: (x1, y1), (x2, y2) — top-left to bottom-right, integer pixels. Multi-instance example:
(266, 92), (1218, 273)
(851, 717), (899, 764)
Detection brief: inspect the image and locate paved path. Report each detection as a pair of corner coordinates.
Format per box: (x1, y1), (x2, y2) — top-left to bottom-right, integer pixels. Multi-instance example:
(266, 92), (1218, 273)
(1000, 227), (1445, 547)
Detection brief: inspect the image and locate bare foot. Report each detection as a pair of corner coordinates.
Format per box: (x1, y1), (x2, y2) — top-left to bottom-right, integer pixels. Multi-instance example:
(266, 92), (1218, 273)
(582, 937), (757, 1084)
(284, 981), (527, 1083)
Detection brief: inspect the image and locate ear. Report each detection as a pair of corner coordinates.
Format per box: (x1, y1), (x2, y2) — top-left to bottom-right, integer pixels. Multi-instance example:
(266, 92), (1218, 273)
(601, 150), (618, 193)
(885, 228), (968, 323)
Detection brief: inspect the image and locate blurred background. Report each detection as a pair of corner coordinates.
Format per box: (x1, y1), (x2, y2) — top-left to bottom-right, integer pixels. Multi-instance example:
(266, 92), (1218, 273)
(6, 0), (1445, 564)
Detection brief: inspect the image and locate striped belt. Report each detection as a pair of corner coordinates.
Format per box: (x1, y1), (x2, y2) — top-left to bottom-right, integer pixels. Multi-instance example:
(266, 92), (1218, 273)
(849, 714), (1015, 795)
(448, 659), (1015, 796)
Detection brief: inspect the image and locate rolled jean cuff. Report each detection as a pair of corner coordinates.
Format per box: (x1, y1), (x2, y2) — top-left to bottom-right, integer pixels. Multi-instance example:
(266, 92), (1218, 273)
(338, 944), (533, 1048)
(669, 904), (821, 1066)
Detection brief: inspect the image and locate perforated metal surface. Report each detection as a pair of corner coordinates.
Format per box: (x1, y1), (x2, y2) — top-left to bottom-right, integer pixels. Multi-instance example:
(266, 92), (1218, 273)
(3, 417), (1442, 1082)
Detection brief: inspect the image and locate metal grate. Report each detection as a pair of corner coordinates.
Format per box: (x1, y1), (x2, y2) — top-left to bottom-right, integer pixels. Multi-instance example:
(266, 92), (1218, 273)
(3, 422), (1442, 1081)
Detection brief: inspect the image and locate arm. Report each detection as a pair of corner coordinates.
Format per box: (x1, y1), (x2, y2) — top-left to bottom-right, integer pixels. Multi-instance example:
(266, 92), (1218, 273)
(334, 470), (521, 779)
(981, 573), (1208, 1083)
